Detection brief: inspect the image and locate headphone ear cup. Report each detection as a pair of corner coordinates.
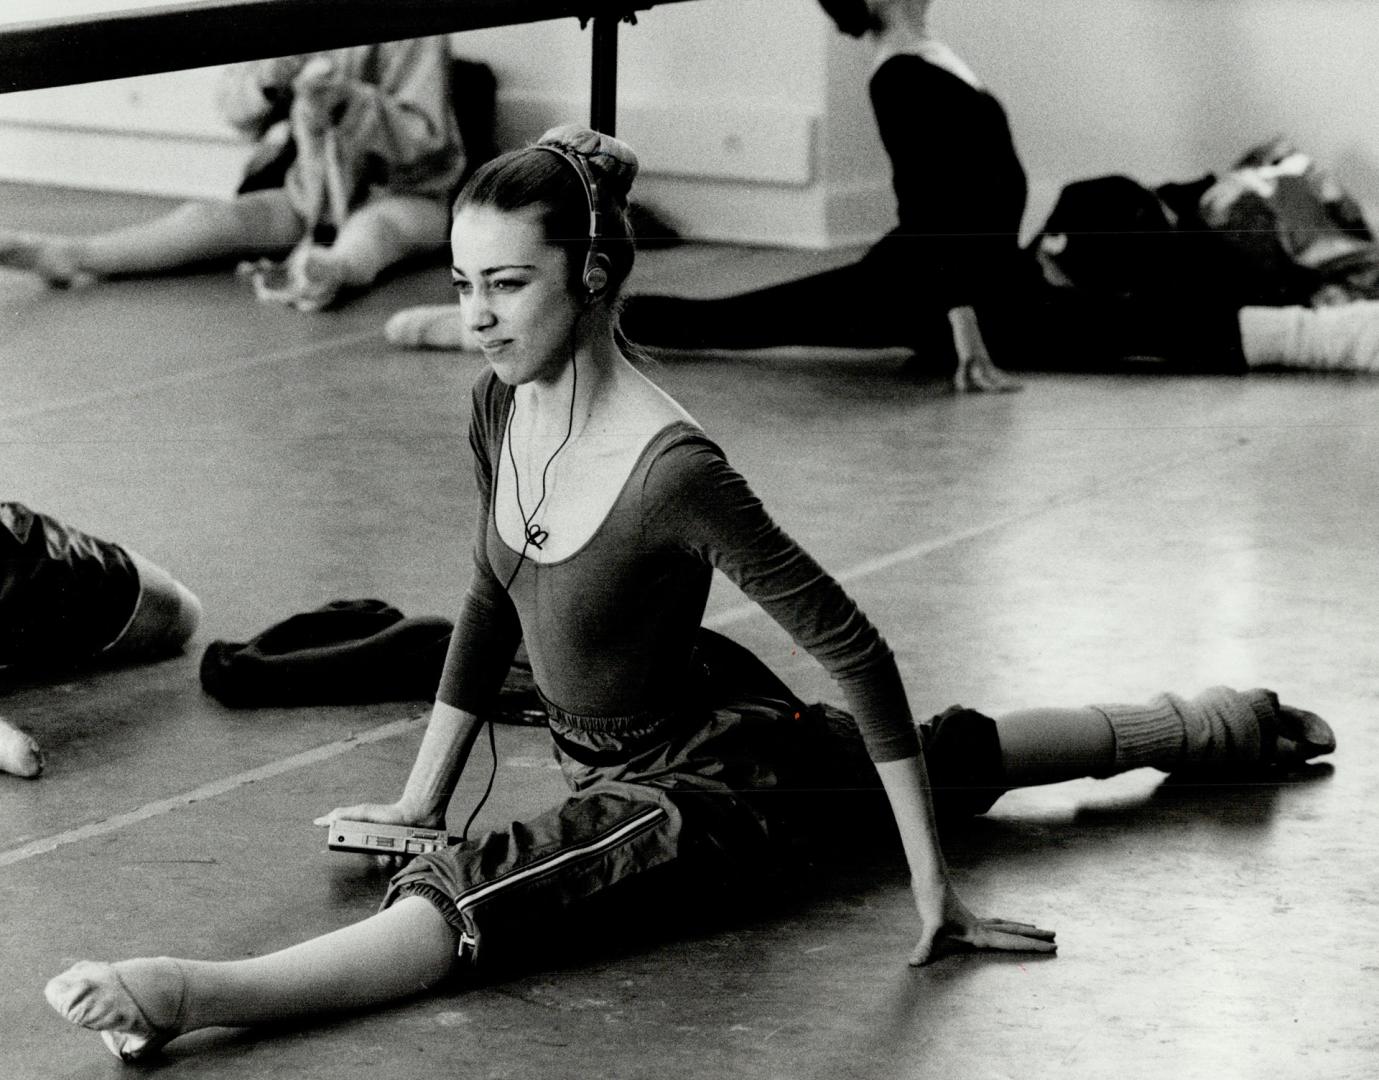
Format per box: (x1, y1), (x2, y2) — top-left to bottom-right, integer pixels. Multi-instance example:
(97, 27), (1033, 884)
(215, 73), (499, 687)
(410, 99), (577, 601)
(584, 253), (611, 297)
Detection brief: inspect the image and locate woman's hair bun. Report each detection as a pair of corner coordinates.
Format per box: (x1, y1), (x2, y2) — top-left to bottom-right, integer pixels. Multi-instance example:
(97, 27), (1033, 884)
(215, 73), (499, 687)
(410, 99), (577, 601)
(536, 124), (639, 204)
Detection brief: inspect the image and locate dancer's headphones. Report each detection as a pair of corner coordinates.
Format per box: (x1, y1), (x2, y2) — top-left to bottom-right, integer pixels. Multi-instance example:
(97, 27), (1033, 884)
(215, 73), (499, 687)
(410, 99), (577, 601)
(534, 143), (612, 298)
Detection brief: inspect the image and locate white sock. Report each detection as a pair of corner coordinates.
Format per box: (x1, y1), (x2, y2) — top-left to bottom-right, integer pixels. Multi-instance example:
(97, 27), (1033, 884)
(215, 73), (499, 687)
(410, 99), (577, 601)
(1240, 302), (1379, 372)
(384, 304), (471, 350)
(0, 714), (43, 777)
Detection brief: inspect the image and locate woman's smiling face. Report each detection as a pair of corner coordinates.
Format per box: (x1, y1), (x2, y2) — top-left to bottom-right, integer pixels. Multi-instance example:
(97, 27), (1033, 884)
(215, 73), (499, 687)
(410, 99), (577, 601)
(450, 203), (583, 387)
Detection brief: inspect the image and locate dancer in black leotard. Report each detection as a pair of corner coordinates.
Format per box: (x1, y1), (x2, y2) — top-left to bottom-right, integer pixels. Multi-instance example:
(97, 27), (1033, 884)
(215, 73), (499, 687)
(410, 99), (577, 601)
(615, 0), (1256, 386)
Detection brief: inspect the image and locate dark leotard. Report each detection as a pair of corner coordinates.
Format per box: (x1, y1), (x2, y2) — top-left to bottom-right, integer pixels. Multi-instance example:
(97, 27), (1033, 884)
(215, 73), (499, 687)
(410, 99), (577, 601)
(436, 370), (919, 763)
(620, 48), (1244, 372)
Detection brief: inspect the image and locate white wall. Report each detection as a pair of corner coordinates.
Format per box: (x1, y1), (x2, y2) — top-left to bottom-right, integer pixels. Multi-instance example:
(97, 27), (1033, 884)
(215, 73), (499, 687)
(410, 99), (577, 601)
(449, 0), (876, 246)
(0, 0), (872, 246)
(931, 0), (1379, 237)
(0, 0), (1376, 247)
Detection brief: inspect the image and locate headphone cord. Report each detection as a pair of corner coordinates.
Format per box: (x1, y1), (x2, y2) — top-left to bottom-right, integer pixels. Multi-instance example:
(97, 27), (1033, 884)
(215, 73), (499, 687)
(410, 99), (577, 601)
(506, 345), (578, 566)
(459, 716), (497, 843)
(465, 347), (579, 839)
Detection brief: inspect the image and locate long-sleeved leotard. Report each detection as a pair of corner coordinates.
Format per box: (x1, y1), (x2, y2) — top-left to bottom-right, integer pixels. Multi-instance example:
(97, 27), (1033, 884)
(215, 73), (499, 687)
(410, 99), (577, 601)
(435, 369), (919, 764)
(619, 50), (1026, 355)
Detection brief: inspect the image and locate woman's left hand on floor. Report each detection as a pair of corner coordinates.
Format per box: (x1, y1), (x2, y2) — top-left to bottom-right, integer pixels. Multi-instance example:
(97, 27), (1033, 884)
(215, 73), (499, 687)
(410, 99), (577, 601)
(908, 878), (1056, 965)
(947, 305), (1022, 393)
(954, 347), (1022, 393)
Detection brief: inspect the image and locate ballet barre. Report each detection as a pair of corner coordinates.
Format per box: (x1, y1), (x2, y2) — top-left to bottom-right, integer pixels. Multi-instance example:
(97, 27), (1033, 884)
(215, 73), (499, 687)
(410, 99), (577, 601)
(0, 0), (698, 133)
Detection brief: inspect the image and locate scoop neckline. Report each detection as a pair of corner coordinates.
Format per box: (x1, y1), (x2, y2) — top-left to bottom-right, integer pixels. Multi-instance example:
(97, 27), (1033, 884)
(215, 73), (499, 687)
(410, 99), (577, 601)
(491, 399), (702, 568)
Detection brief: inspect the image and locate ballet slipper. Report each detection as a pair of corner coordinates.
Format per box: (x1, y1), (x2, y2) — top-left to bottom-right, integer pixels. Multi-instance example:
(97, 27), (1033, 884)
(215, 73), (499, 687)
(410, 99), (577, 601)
(1173, 691), (1335, 777)
(1270, 702), (1336, 768)
(1103, 686), (1334, 778)
(384, 304), (471, 350)
(46, 959), (185, 1062)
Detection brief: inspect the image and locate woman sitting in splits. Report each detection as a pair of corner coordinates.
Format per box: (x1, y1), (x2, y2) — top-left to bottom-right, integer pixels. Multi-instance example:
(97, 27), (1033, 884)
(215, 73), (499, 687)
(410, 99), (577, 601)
(44, 126), (1334, 1064)
(388, 0), (1379, 385)
(0, 37), (463, 312)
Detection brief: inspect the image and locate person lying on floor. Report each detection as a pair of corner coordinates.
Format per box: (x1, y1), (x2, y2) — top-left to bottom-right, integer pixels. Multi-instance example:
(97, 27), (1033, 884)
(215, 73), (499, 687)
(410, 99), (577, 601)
(1, 503), (202, 778)
(0, 37), (463, 312)
(43, 126), (1334, 1064)
(385, 0), (1379, 384)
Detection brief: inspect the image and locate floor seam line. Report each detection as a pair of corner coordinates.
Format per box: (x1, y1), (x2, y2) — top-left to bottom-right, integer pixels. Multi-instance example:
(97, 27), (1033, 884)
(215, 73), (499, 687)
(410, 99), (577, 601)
(0, 328), (381, 424)
(706, 435), (1247, 631)
(0, 432), (1247, 866)
(0, 711), (426, 868)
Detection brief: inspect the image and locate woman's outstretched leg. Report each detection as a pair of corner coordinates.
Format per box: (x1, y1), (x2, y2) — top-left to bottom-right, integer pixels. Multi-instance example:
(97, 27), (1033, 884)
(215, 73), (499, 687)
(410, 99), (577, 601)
(992, 686), (1335, 789)
(0, 190), (303, 285)
(620, 259), (916, 351)
(45, 895), (456, 1062)
(989, 706), (1116, 787)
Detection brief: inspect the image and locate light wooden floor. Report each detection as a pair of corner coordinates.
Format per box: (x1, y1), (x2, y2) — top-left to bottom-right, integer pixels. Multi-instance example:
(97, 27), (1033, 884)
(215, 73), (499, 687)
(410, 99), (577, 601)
(2, 183), (1376, 1080)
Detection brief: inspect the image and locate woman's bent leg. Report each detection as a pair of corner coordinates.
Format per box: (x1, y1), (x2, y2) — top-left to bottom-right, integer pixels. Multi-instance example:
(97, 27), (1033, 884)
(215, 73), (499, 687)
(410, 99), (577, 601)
(320, 196), (449, 285)
(291, 195), (448, 312)
(46, 896), (456, 1060)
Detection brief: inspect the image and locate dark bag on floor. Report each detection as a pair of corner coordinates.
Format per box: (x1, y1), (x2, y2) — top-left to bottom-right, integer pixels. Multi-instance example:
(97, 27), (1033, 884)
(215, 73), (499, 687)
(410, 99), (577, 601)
(199, 598), (539, 719)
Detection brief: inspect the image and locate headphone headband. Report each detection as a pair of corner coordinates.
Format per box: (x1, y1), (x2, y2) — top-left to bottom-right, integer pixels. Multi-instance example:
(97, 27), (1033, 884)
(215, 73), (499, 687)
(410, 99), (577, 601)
(534, 143), (609, 296)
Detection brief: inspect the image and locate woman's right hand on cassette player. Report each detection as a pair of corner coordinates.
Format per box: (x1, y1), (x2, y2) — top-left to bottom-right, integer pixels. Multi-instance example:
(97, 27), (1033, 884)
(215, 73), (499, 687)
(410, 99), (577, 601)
(313, 800), (445, 833)
(314, 800), (447, 869)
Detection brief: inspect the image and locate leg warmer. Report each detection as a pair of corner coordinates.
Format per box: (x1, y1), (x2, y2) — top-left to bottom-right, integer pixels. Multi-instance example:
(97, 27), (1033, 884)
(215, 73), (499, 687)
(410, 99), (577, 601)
(1092, 686), (1278, 773)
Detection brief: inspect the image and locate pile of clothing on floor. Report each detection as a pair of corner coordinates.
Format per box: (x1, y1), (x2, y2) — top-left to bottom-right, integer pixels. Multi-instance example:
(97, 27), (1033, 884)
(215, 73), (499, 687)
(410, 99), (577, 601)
(1033, 137), (1379, 309)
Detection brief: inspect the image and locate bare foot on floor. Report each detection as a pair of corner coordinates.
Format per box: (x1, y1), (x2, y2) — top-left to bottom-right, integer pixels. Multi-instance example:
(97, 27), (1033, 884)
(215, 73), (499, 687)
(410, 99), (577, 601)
(0, 231), (92, 287)
(292, 245), (346, 312)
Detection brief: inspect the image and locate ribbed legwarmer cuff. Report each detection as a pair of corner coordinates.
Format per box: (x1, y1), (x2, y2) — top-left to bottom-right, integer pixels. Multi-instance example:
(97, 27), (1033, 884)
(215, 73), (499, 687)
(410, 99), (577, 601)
(1094, 686), (1279, 773)
(1180, 685), (1267, 766)
(1092, 697), (1185, 772)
